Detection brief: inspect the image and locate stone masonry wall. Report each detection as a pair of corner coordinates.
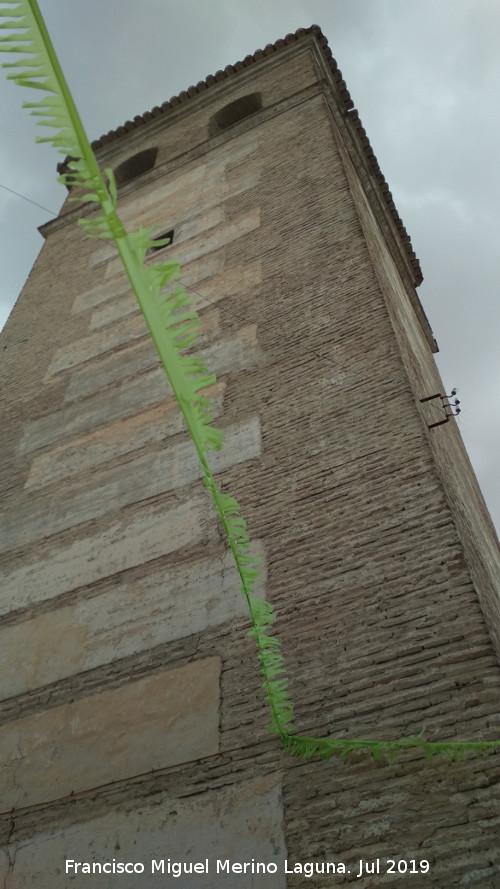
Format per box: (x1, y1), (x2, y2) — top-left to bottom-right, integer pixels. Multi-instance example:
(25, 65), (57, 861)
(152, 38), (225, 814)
(0, 34), (499, 888)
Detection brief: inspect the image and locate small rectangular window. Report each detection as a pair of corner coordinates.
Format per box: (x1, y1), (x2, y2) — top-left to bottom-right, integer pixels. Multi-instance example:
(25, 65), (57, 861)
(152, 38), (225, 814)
(148, 229), (174, 253)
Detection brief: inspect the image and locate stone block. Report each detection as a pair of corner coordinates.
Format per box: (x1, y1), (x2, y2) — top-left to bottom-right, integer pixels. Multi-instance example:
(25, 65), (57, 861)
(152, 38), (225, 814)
(45, 313), (149, 378)
(129, 162), (261, 235)
(0, 658), (221, 811)
(71, 277), (131, 314)
(173, 205), (225, 243)
(0, 773), (285, 888)
(104, 208), (260, 279)
(25, 384), (225, 490)
(0, 541), (266, 697)
(86, 257), (260, 330)
(0, 496), (215, 614)
(4, 418), (260, 554)
(189, 259), (262, 313)
(72, 254), (222, 315)
(18, 326), (258, 453)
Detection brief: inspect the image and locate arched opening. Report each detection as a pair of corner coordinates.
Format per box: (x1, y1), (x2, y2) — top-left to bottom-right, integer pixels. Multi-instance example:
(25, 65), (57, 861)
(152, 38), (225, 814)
(209, 93), (262, 136)
(114, 147), (158, 186)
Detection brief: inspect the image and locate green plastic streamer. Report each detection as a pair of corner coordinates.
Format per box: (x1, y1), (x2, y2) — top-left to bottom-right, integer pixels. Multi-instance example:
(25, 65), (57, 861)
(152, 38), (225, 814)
(2, 0), (499, 762)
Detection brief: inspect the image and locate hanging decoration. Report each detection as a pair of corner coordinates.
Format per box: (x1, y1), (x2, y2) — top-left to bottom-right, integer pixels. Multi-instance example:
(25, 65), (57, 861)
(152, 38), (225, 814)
(2, 0), (498, 762)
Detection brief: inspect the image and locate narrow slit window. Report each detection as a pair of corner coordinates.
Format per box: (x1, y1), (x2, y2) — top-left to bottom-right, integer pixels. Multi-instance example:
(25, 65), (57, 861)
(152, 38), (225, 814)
(148, 229), (174, 254)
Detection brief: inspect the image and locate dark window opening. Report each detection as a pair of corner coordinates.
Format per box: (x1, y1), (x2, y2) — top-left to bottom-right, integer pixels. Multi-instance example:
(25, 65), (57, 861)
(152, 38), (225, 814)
(209, 93), (262, 136)
(148, 229), (174, 254)
(114, 147), (158, 187)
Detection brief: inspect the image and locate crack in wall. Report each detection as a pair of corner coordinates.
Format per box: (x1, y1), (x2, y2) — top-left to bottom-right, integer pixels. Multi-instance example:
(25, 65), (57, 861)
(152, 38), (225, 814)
(3, 815), (17, 889)
(11, 743), (25, 797)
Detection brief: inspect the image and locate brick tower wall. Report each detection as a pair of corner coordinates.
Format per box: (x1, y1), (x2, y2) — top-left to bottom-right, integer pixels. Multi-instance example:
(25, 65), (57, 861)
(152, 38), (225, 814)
(0, 31), (499, 888)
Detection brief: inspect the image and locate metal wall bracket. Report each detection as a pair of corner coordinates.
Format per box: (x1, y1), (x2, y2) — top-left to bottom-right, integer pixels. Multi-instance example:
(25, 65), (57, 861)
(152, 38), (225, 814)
(420, 390), (461, 429)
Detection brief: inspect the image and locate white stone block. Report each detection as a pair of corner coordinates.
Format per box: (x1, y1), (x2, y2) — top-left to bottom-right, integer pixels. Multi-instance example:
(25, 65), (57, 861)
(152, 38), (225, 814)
(0, 659), (221, 811)
(0, 773), (285, 888)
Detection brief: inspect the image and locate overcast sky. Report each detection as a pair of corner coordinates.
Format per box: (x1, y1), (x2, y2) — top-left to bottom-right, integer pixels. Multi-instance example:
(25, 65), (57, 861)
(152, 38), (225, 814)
(1, 0), (499, 534)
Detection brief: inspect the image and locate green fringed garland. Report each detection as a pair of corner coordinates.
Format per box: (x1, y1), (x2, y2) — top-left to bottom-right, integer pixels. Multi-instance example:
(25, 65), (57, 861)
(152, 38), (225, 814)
(2, 0), (499, 763)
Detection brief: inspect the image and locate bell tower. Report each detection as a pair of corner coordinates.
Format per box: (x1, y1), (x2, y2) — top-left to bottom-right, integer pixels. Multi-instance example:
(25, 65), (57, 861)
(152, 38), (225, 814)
(1, 25), (499, 888)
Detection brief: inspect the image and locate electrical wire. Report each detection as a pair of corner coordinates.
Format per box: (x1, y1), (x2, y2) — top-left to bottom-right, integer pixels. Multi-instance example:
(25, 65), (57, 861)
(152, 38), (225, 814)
(0, 181), (58, 216)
